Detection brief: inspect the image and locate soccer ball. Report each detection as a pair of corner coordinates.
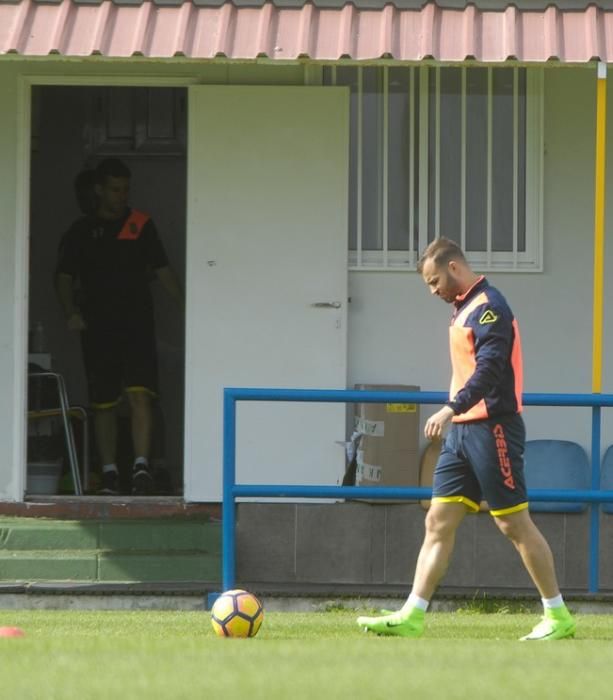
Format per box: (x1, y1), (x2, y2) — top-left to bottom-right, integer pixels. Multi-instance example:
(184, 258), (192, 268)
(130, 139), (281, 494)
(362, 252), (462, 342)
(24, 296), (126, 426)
(210, 589), (264, 638)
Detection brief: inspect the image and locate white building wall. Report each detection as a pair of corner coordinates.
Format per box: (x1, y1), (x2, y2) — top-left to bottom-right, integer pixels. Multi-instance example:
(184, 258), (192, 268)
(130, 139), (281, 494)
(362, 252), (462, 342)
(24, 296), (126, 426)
(348, 67), (608, 455)
(0, 60), (611, 499)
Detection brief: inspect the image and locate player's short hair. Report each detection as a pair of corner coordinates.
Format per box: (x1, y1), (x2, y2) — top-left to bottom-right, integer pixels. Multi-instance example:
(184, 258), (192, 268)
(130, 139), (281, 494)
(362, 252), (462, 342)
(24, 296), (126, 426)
(417, 237), (467, 273)
(95, 158), (131, 185)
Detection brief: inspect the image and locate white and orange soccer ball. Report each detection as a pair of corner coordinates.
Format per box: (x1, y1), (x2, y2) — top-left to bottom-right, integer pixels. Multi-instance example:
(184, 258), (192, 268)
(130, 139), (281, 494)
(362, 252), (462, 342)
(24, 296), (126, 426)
(210, 589), (264, 638)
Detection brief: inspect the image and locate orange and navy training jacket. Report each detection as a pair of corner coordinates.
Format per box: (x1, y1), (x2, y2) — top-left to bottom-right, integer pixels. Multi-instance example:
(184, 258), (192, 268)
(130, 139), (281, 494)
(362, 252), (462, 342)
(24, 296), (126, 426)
(447, 276), (523, 423)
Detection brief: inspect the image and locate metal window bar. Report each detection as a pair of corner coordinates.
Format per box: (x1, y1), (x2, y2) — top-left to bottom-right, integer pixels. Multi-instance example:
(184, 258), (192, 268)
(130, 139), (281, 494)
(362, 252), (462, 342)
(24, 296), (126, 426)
(513, 67), (519, 268)
(538, 69), (545, 268)
(357, 67), (363, 268)
(221, 388), (613, 596)
(434, 66), (441, 239)
(461, 67), (467, 253)
(418, 66), (430, 257)
(349, 66), (536, 271)
(382, 66), (389, 267)
(409, 66), (416, 267)
(486, 67), (493, 268)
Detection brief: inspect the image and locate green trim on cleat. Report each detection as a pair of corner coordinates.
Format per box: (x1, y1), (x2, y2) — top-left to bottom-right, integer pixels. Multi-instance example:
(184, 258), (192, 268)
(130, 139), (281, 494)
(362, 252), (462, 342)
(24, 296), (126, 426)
(520, 606), (576, 641)
(357, 610), (425, 638)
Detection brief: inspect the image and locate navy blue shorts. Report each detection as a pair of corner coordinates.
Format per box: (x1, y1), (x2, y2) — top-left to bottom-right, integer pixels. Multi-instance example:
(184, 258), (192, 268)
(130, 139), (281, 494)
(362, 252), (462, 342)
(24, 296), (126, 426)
(432, 414), (528, 516)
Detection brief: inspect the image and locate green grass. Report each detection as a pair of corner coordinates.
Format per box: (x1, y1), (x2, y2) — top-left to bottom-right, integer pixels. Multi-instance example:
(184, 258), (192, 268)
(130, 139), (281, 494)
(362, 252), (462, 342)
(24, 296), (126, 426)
(1, 609), (613, 699)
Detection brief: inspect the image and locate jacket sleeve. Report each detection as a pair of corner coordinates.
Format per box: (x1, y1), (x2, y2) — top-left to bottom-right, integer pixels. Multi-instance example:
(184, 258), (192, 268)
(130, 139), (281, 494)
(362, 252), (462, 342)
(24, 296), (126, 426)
(450, 304), (514, 415)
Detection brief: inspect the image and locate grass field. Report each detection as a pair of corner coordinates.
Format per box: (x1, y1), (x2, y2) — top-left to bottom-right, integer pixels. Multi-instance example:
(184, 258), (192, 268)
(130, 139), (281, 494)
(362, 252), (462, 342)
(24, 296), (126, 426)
(1, 608), (612, 699)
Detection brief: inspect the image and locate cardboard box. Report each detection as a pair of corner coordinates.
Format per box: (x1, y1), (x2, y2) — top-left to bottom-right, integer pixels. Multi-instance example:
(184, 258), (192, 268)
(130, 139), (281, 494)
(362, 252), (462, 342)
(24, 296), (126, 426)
(353, 384), (420, 501)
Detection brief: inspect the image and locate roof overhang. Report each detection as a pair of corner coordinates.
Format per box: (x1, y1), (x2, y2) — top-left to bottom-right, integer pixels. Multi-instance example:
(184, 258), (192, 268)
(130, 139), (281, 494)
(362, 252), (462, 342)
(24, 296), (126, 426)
(1, 0), (613, 63)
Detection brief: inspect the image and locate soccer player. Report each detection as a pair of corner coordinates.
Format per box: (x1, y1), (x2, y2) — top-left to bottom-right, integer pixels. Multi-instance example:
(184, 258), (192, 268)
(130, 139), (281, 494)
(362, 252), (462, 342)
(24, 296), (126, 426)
(56, 158), (183, 495)
(357, 237), (575, 641)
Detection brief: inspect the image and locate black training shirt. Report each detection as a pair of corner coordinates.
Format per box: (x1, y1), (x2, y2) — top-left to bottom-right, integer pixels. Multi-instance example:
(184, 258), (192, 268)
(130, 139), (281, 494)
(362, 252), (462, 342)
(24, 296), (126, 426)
(56, 209), (169, 329)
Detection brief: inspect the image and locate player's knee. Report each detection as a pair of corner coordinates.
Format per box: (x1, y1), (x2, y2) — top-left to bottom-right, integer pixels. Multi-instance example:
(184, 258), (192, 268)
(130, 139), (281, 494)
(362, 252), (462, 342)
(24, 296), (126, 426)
(424, 508), (457, 540)
(495, 517), (516, 541)
(494, 513), (531, 543)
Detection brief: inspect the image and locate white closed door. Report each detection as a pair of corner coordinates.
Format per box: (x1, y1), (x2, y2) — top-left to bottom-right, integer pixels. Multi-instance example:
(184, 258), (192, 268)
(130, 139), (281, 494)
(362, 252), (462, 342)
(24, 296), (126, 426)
(185, 86), (349, 501)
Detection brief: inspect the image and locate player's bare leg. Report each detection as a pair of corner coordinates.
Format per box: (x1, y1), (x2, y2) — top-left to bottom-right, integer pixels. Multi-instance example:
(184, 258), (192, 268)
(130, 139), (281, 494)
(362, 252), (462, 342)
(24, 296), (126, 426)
(126, 389), (154, 495)
(494, 510), (559, 597)
(411, 501), (467, 599)
(357, 502), (467, 637)
(126, 389), (153, 461)
(494, 510), (575, 640)
(94, 406), (120, 494)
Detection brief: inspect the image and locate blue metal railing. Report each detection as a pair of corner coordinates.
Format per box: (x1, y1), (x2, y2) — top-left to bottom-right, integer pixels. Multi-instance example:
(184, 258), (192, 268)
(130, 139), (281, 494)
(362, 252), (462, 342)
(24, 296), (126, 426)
(222, 388), (613, 594)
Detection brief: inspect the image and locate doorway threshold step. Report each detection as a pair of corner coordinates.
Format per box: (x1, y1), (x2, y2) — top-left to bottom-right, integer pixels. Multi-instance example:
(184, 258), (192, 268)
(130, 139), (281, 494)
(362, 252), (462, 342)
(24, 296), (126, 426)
(0, 498), (221, 521)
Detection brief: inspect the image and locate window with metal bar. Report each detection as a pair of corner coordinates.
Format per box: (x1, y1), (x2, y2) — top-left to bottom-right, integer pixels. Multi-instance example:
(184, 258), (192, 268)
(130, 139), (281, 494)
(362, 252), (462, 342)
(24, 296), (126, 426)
(324, 66), (543, 271)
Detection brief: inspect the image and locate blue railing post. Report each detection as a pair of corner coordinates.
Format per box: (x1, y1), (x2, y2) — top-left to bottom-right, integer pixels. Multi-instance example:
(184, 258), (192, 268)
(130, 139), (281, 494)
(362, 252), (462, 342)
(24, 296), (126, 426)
(589, 406), (601, 593)
(222, 389), (237, 593)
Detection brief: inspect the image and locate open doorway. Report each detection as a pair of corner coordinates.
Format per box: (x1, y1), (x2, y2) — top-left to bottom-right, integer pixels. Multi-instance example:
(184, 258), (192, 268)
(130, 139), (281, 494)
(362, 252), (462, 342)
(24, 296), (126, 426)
(27, 85), (187, 497)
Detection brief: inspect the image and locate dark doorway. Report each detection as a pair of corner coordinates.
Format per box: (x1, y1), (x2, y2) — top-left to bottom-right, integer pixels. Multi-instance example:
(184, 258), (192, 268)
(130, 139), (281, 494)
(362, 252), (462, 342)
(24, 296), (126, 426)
(28, 85), (187, 496)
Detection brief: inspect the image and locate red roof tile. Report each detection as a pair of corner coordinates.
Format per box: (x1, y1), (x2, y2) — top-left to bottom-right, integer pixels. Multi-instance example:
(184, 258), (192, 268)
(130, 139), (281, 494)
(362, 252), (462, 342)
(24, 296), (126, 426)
(1, 0), (612, 62)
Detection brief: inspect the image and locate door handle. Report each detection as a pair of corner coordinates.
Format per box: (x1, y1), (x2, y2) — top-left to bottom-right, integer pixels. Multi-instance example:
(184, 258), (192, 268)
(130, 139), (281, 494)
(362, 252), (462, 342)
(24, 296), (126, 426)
(311, 301), (341, 309)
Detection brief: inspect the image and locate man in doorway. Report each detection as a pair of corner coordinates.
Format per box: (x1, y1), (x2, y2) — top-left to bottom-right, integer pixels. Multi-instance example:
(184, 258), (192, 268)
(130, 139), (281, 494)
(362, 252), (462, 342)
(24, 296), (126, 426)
(56, 158), (183, 495)
(357, 237), (575, 641)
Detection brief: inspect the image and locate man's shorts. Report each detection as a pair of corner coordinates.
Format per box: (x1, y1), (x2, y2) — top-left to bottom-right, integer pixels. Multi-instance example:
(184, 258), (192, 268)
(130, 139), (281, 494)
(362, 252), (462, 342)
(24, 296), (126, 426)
(432, 414), (528, 517)
(81, 322), (158, 408)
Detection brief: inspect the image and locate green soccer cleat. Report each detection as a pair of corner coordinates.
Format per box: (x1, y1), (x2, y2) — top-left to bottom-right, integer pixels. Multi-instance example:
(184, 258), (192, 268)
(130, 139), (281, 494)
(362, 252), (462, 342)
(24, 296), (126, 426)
(520, 606), (576, 641)
(357, 610), (425, 638)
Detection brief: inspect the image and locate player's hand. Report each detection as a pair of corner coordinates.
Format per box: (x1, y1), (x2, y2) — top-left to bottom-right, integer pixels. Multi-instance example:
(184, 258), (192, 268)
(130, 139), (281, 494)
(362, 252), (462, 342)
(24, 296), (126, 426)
(67, 312), (86, 331)
(424, 406), (455, 440)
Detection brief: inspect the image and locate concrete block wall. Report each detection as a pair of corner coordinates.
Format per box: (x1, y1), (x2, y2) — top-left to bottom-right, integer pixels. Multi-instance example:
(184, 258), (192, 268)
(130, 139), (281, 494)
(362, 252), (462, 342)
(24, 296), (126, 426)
(236, 503), (610, 593)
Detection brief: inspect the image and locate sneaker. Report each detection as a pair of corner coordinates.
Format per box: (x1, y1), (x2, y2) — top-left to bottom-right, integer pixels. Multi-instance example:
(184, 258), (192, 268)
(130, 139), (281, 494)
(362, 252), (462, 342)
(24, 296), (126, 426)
(132, 467), (155, 496)
(357, 609), (425, 638)
(520, 606), (576, 641)
(98, 470), (120, 496)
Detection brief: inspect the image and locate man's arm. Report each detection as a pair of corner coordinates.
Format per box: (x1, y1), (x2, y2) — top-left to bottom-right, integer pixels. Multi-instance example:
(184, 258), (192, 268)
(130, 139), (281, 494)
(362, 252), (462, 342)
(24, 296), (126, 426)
(140, 219), (184, 309)
(155, 266), (184, 309)
(56, 273), (86, 331)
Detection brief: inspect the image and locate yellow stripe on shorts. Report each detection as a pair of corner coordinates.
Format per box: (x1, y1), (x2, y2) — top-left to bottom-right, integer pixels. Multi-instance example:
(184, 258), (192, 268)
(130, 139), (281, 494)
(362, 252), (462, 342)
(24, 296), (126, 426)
(431, 495), (480, 513)
(489, 502), (529, 517)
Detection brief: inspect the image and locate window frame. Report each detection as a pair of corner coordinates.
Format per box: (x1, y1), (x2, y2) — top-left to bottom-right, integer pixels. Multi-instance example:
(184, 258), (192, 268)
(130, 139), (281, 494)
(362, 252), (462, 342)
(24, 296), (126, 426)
(329, 65), (544, 273)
